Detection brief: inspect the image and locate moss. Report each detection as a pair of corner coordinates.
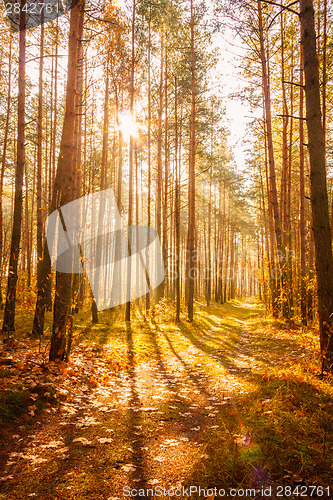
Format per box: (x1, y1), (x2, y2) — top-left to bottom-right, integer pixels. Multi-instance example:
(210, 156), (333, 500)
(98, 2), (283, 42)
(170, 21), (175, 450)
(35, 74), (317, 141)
(0, 390), (31, 422)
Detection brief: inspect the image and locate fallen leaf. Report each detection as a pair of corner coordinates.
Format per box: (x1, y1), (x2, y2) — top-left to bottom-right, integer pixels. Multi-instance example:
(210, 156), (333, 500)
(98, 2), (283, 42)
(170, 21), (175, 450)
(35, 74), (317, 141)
(121, 464), (137, 472)
(72, 437), (93, 446)
(97, 437), (113, 444)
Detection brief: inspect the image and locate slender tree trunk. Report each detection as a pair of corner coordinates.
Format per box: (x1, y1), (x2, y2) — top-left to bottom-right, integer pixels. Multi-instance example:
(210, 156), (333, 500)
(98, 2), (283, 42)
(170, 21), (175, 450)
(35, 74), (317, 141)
(259, 161), (269, 307)
(156, 39), (164, 303)
(36, 17), (44, 308)
(223, 204), (230, 303)
(264, 114), (278, 315)
(187, 0), (196, 321)
(45, 16), (60, 312)
(229, 228), (235, 299)
(24, 161), (31, 287)
(299, 47), (307, 325)
(280, 11), (289, 318)
(218, 183), (223, 302)
(307, 211), (315, 321)
(258, 0), (284, 313)
(322, 0), (327, 149)
(174, 77), (180, 321)
(206, 155), (212, 306)
(91, 57), (109, 324)
(0, 36), (12, 310)
(75, 21), (84, 312)
(112, 86), (123, 309)
(125, 0), (135, 322)
(163, 51), (168, 297)
(2, 2), (26, 333)
(287, 42), (294, 318)
(146, 17), (151, 313)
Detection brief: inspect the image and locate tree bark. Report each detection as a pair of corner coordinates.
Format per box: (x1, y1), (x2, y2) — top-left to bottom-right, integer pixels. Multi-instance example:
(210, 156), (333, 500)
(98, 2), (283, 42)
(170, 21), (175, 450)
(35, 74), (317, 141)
(258, 0), (284, 314)
(125, 0), (135, 322)
(300, 0), (333, 371)
(0, 35), (12, 310)
(163, 51), (168, 297)
(146, 17), (151, 313)
(36, 16), (44, 309)
(174, 77), (180, 321)
(280, 11), (290, 318)
(2, 2), (26, 333)
(155, 38), (164, 303)
(299, 46), (307, 325)
(187, 0), (196, 321)
(49, 0), (85, 360)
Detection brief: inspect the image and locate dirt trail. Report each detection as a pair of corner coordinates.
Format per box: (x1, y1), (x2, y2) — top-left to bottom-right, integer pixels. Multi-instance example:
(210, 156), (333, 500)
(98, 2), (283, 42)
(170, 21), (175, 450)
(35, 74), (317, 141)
(0, 301), (273, 499)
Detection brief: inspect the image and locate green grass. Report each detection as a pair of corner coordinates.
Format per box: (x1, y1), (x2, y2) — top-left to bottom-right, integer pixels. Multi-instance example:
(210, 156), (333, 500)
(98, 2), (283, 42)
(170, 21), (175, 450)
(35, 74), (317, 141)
(83, 298), (333, 490)
(185, 302), (333, 491)
(0, 391), (32, 422)
(0, 385), (59, 424)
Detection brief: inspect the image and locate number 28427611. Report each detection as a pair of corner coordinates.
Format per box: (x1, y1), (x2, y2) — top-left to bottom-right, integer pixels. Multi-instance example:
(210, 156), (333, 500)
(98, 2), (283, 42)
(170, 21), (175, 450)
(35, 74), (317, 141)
(5, 2), (60, 15)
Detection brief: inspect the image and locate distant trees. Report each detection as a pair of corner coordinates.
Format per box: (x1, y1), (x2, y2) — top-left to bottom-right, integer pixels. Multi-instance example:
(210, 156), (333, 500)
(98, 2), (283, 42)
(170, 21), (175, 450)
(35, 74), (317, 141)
(0, 0), (276, 361)
(238, 0), (333, 371)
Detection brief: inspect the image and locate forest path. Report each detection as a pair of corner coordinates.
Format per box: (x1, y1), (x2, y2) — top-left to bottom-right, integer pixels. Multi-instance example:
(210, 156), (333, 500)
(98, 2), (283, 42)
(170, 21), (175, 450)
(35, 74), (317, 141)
(1, 299), (331, 500)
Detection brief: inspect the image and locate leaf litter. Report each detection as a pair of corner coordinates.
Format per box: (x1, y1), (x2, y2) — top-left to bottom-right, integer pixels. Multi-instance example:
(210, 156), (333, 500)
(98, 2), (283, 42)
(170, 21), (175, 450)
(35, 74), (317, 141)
(0, 300), (332, 498)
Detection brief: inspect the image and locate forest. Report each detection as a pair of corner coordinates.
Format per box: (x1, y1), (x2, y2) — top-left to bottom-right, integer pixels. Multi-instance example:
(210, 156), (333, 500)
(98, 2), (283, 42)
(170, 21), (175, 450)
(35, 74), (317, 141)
(0, 0), (332, 498)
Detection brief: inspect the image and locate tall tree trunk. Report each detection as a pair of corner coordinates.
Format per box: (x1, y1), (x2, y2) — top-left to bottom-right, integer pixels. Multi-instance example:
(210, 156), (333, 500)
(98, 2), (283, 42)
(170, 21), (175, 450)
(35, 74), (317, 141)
(48, 0), (85, 360)
(280, 11), (289, 318)
(299, 46), (307, 326)
(36, 16), (44, 308)
(146, 17), (151, 313)
(174, 77), (180, 321)
(125, 0), (135, 322)
(91, 57), (109, 324)
(258, 159), (269, 307)
(24, 161), (31, 287)
(264, 114), (278, 315)
(258, 0), (284, 313)
(2, 2), (26, 333)
(163, 51), (168, 297)
(187, 0), (196, 321)
(0, 35), (12, 310)
(287, 41), (294, 318)
(45, 16), (60, 312)
(75, 20), (84, 312)
(206, 153), (212, 307)
(223, 203), (230, 303)
(113, 86), (123, 309)
(300, 0), (333, 372)
(156, 38), (164, 303)
(322, 0), (327, 149)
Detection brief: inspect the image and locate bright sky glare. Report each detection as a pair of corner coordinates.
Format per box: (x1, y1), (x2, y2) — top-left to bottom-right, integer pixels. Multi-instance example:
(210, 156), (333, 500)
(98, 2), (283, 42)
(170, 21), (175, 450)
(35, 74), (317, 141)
(118, 111), (138, 142)
(213, 26), (260, 172)
(23, 3), (257, 174)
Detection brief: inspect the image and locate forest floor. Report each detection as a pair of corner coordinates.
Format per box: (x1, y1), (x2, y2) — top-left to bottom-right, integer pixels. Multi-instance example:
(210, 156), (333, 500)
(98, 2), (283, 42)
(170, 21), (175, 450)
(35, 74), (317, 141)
(0, 299), (332, 500)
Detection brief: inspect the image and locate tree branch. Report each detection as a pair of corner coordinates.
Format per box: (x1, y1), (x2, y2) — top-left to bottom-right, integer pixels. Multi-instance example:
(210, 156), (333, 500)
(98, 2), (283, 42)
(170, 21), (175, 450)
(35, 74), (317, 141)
(278, 114), (306, 120)
(282, 80), (304, 88)
(260, 0), (299, 16)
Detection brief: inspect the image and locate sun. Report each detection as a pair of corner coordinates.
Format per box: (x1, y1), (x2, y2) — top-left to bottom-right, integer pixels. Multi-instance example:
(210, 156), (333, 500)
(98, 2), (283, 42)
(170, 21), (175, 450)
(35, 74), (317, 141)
(118, 111), (137, 142)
